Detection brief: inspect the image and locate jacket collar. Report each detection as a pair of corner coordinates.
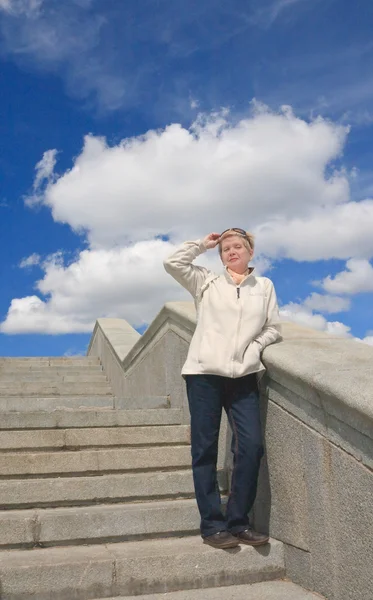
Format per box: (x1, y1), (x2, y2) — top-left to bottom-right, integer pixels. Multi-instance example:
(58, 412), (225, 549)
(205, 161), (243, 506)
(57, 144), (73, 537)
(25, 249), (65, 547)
(223, 266), (255, 284)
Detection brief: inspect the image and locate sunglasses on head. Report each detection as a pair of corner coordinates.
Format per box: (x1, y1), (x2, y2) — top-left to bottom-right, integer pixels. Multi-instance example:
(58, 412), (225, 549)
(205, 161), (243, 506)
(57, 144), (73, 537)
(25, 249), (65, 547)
(220, 228), (247, 238)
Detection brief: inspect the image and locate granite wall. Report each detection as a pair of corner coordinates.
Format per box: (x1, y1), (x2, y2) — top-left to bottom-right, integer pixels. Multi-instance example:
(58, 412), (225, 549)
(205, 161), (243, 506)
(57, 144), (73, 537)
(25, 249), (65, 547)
(88, 303), (373, 600)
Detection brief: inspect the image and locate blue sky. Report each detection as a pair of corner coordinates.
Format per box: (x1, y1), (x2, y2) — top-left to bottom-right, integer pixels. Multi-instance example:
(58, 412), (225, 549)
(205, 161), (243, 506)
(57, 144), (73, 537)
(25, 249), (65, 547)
(1, 0), (373, 356)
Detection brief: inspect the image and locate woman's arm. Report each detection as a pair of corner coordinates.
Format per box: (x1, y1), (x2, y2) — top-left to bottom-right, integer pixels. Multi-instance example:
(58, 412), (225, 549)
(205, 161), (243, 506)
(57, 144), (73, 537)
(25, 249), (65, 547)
(254, 279), (282, 350)
(164, 234), (220, 298)
(163, 239), (210, 298)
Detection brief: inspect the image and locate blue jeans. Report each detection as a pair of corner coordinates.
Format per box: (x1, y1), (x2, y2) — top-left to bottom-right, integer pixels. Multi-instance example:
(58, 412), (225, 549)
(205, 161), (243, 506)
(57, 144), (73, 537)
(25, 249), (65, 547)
(185, 373), (264, 538)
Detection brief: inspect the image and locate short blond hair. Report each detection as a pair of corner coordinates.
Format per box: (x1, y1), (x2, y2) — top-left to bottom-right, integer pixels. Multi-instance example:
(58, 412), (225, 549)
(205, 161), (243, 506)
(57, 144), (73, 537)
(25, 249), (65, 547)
(218, 230), (255, 256)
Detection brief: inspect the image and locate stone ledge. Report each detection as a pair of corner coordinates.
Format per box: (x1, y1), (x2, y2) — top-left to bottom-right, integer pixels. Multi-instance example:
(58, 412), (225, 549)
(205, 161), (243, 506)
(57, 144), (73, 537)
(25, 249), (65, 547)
(88, 318), (140, 363)
(121, 302), (196, 372)
(266, 379), (373, 469)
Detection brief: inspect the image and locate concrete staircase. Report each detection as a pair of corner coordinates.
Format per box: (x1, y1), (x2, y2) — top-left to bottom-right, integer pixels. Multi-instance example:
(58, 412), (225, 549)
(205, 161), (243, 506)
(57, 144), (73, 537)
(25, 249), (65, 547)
(0, 357), (322, 599)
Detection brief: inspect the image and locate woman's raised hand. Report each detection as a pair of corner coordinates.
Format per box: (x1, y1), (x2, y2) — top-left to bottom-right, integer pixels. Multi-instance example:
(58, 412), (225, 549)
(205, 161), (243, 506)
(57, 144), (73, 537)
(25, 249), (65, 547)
(202, 232), (221, 249)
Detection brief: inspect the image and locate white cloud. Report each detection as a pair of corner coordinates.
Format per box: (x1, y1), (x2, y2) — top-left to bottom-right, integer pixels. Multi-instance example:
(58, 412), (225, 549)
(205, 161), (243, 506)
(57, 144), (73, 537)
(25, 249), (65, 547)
(0, 1), (126, 111)
(250, 255), (273, 276)
(280, 299), (373, 345)
(34, 149), (57, 188)
(0, 0), (42, 15)
(2, 105), (373, 335)
(0, 241), (188, 334)
(303, 292), (351, 314)
(0, 0), (11, 11)
(280, 302), (352, 337)
(30, 108), (350, 250)
(0, 1), (258, 114)
(190, 97), (199, 110)
(19, 253), (41, 268)
(266, 0), (309, 23)
(320, 259), (373, 294)
(325, 321), (352, 337)
(25, 149), (58, 206)
(252, 0), (314, 28)
(64, 347), (86, 357)
(355, 330), (373, 346)
(257, 200), (373, 260)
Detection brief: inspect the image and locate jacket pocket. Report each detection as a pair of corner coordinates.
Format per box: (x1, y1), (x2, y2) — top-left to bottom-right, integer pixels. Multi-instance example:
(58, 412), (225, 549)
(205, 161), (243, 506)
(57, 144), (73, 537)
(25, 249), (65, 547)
(197, 331), (226, 371)
(241, 340), (263, 371)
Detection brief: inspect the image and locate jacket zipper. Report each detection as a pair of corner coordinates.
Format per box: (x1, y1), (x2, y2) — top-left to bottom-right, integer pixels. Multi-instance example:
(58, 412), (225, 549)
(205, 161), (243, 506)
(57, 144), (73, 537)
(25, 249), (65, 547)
(232, 285), (242, 377)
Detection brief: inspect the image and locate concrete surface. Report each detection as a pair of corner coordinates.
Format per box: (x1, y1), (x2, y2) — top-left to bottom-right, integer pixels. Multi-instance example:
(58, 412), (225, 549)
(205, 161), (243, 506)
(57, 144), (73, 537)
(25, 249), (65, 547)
(0, 395), (172, 412)
(0, 424), (190, 450)
(0, 357), (100, 368)
(99, 580), (324, 599)
(114, 396), (170, 409)
(88, 318), (140, 398)
(0, 445), (191, 476)
(253, 393), (373, 600)
(0, 470), (198, 509)
(0, 395), (116, 411)
(0, 382), (113, 395)
(0, 366), (104, 374)
(0, 407), (183, 429)
(0, 373), (108, 382)
(0, 498), (203, 547)
(0, 309), (370, 600)
(86, 306), (373, 600)
(88, 318), (140, 363)
(42, 498), (198, 545)
(88, 312), (229, 469)
(255, 402), (310, 551)
(0, 536), (284, 600)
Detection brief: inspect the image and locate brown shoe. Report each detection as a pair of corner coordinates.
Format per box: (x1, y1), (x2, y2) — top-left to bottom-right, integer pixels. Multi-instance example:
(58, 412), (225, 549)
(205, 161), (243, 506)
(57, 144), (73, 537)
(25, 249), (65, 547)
(203, 531), (240, 549)
(234, 528), (269, 546)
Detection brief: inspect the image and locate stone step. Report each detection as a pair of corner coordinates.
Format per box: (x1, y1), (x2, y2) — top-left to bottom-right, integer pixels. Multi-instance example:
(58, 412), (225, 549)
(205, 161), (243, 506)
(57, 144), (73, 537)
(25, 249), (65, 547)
(0, 445), (191, 477)
(99, 581), (324, 600)
(0, 366), (104, 375)
(115, 396), (169, 409)
(0, 425), (190, 451)
(0, 498), (203, 548)
(0, 373), (108, 383)
(0, 470), (202, 509)
(0, 407), (183, 429)
(0, 536), (284, 599)
(0, 395), (170, 412)
(0, 395), (116, 411)
(0, 357), (100, 368)
(0, 382), (113, 396)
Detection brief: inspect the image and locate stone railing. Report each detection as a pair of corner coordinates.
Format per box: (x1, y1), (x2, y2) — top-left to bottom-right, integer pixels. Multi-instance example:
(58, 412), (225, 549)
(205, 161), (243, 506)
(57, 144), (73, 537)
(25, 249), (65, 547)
(88, 302), (196, 421)
(87, 302), (373, 600)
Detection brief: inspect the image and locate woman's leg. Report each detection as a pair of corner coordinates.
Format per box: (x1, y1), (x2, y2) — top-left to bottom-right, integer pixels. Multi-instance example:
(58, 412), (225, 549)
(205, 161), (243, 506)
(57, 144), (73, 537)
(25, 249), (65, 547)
(185, 374), (226, 538)
(223, 374), (264, 534)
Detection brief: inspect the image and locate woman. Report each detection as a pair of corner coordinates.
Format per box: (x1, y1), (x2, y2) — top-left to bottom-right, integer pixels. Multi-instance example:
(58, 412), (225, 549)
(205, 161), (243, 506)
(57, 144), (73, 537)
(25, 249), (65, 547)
(163, 229), (281, 549)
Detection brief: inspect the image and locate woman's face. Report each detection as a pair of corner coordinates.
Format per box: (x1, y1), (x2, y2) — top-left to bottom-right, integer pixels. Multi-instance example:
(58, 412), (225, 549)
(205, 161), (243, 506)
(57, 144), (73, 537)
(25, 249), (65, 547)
(220, 234), (253, 273)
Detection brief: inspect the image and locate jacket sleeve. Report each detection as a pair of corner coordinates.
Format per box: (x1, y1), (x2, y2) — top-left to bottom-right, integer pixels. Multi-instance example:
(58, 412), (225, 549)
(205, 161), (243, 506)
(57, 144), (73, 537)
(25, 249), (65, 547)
(254, 279), (282, 350)
(163, 240), (210, 298)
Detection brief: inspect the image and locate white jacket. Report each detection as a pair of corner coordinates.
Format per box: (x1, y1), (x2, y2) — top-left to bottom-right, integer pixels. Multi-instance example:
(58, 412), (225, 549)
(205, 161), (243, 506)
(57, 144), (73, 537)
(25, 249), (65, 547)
(164, 239), (282, 378)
